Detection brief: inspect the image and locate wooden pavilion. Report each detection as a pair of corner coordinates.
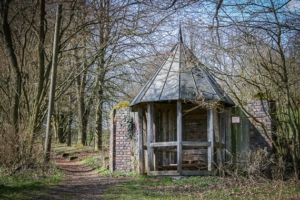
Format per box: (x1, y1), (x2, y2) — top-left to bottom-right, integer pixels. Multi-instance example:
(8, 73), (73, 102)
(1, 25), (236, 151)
(129, 29), (235, 176)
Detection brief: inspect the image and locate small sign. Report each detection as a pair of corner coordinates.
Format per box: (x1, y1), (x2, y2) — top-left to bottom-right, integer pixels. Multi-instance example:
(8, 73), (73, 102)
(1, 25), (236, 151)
(231, 116), (240, 124)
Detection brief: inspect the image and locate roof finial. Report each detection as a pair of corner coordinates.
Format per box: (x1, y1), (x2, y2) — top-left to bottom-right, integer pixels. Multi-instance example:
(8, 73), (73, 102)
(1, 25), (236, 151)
(179, 24), (183, 43)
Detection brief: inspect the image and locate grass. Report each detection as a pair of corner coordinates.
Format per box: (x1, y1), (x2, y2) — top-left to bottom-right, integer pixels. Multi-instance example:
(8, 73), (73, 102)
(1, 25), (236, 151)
(0, 166), (63, 200)
(103, 175), (300, 200)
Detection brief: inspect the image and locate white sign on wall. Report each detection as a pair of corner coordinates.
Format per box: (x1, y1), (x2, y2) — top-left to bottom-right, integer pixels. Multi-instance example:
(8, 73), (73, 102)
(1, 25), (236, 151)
(231, 116), (241, 124)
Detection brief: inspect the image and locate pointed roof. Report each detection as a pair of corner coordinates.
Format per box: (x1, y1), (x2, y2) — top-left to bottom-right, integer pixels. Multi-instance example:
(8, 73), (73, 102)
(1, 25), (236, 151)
(130, 30), (234, 107)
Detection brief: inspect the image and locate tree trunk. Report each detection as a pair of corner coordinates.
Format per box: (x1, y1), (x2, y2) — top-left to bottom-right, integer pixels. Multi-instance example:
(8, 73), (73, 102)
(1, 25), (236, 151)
(95, 94), (103, 150)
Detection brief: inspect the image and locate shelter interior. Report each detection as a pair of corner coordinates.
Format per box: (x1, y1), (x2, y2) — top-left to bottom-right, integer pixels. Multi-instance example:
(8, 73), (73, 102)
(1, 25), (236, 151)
(136, 101), (229, 176)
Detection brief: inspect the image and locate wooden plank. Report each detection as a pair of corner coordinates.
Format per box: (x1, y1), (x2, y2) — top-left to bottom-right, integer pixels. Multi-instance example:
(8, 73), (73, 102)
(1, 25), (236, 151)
(177, 100), (182, 172)
(181, 141), (211, 147)
(138, 108), (144, 174)
(150, 142), (177, 147)
(147, 103), (154, 172)
(148, 171), (180, 176)
(207, 108), (214, 172)
(213, 109), (223, 171)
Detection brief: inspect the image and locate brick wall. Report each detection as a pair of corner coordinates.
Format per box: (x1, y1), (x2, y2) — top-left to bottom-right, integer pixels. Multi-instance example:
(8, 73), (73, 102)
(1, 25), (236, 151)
(110, 108), (138, 172)
(247, 100), (276, 152)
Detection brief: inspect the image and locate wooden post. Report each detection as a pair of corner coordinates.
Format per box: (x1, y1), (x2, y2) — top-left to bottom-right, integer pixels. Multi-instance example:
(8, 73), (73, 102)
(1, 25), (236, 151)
(138, 107), (144, 174)
(162, 109), (168, 165)
(44, 4), (62, 162)
(220, 109), (226, 162)
(207, 107), (214, 171)
(225, 107), (232, 162)
(169, 109), (175, 163)
(213, 109), (223, 172)
(147, 103), (154, 172)
(231, 107), (237, 157)
(177, 101), (182, 173)
(109, 109), (116, 172)
(240, 108), (249, 160)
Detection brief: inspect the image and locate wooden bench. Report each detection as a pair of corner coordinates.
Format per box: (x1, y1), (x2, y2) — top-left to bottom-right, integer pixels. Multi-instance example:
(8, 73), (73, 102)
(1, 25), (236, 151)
(158, 149), (207, 170)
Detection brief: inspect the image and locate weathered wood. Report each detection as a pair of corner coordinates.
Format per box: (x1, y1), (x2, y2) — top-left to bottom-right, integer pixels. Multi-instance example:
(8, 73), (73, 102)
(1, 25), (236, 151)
(138, 108), (144, 174)
(153, 108), (158, 171)
(169, 109), (175, 164)
(181, 141), (211, 147)
(162, 110), (168, 165)
(159, 163), (206, 170)
(214, 142), (225, 149)
(143, 110), (148, 171)
(150, 142), (177, 147)
(225, 107), (232, 162)
(147, 103), (154, 172)
(182, 149), (207, 164)
(220, 110), (226, 161)
(151, 143), (204, 151)
(213, 109), (223, 171)
(153, 104), (176, 109)
(231, 107), (237, 157)
(148, 171), (180, 176)
(241, 108), (250, 160)
(177, 100), (182, 172)
(207, 108), (214, 171)
(109, 109), (116, 172)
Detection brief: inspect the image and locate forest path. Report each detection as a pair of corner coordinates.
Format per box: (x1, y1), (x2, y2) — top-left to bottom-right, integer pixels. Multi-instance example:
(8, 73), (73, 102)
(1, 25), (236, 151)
(38, 149), (125, 200)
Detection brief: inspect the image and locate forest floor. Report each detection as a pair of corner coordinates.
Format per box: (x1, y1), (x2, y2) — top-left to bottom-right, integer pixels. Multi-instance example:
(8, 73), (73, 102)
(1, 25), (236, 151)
(33, 146), (128, 200)
(2, 145), (300, 199)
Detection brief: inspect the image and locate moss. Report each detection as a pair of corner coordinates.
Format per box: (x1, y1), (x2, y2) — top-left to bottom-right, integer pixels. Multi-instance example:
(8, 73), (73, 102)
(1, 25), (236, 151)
(110, 101), (130, 116)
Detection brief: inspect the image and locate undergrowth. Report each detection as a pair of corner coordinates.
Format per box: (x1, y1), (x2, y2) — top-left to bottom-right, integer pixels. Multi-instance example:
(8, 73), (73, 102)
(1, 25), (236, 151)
(0, 163), (63, 200)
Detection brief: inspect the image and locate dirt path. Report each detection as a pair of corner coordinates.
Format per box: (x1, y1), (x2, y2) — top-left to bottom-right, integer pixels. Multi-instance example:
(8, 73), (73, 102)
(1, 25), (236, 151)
(39, 153), (125, 200)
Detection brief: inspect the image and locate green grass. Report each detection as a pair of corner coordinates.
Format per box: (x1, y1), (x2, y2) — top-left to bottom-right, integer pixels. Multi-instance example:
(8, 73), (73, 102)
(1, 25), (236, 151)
(0, 167), (63, 200)
(103, 176), (300, 200)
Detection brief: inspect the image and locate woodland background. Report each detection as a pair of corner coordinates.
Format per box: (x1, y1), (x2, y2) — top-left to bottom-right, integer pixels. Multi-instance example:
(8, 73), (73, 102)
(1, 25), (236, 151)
(0, 0), (299, 178)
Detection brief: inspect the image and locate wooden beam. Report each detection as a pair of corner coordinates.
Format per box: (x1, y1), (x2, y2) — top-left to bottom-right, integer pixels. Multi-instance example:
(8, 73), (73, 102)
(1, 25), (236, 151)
(207, 108), (214, 171)
(150, 141), (211, 147)
(148, 171), (180, 176)
(150, 142), (177, 147)
(181, 141), (211, 147)
(138, 108), (144, 174)
(177, 100), (182, 172)
(147, 103), (154, 172)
